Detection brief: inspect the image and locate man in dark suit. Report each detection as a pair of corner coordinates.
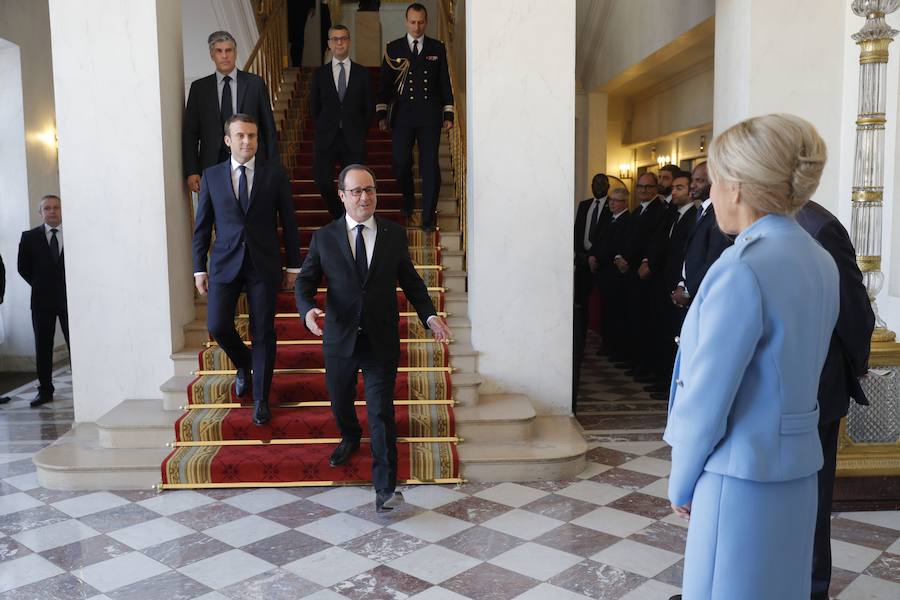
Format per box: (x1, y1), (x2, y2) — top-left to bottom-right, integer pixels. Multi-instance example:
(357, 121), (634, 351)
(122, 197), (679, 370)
(648, 172), (696, 387)
(573, 173), (611, 405)
(310, 24), (375, 219)
(192, 114), (301, 425)
(672, 162), (732, 307)
(622, 172), (667, 376)
(796, 200), (874, 600)
(295, 164), (453, 512)
(591, 187), (632, 363)
(0, 254), (10, 404)
(376, 3), (454, 231)
(17, 195), (69, 408)
(183, 31), (280, 194)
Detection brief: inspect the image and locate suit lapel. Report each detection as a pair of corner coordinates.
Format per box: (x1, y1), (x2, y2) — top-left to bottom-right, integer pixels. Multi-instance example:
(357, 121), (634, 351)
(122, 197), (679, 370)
(236, 69), (247, 112)
(247, 161), (264, 212)
(332, 219), (358, 278)
(365, 216), (389, 286)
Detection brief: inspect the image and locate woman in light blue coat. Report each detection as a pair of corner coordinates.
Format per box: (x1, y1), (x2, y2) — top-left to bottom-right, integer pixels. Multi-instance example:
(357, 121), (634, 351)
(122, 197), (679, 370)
(664, 114), (840, 599)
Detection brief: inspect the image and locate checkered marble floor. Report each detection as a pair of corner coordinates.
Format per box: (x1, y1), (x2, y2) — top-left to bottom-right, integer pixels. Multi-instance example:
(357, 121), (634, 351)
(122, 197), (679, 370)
(0, 358), (898, 599)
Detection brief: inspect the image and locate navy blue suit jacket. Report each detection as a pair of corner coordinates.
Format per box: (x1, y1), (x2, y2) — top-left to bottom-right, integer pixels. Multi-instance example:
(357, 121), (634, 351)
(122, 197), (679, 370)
(796, 201), (874, 423)
(192, 159), (300, 285)
(310, 60), (375, 153)
(683, 204), (733, 296)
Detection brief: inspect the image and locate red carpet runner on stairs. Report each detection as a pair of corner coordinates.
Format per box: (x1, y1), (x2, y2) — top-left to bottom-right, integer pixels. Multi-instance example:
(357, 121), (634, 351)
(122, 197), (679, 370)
(160, 68), (461, 488)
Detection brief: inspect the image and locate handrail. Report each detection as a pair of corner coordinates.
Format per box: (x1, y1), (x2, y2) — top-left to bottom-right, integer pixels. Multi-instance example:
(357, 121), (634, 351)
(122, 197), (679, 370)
(438, 0), (466, 268)
(243, 0), (289, 104)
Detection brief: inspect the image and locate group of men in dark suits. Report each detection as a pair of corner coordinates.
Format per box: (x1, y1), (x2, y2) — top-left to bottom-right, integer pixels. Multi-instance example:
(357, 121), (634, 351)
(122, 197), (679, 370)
(577, 163), (730, 401)
(185, 5), (454, 511)
(575, 164), (875, 600)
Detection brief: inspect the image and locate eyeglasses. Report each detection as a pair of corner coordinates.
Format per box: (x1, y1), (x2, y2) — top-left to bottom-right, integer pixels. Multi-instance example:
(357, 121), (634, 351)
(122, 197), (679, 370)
(635, 184), (656, 190)
(329, 36), (350, 43)
(343, 186), (377, 198)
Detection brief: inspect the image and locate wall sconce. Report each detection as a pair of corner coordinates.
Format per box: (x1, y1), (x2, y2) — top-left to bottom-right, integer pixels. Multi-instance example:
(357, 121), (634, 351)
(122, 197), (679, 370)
(618, 163), (633, 180)
(656, 154), (671, 169)
(699, 135), (706, 153)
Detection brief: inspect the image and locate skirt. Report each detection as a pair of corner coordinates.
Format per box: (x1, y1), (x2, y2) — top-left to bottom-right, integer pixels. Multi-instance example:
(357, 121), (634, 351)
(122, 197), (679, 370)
(681, 470), (817, 599)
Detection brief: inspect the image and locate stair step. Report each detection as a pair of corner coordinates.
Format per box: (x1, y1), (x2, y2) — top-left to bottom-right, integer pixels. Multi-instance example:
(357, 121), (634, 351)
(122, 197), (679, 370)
(95, 399), (181, 449)
(451, 372), (482, 407)
(458, 416), (587, 482)
(455, 394), (535, 442)
(444, 292), (468, 318)
(33, 424), (170, 490)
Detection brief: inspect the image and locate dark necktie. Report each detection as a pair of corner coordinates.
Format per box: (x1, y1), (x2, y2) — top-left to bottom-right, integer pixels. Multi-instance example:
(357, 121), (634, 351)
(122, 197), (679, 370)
(221, 75), (233, 124)
(355, 224), (368, 281)
(238, 165), (250, 213)
(696, 207), (705, 224)
(337, 61), (347, 101)
(412, 39), (419, 56)
(49, 228), (60, 263)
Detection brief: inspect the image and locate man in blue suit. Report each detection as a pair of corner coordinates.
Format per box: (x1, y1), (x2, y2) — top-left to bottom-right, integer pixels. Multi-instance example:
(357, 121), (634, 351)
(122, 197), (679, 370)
(796, 200), (874, 600)
(192, 114), (301, 425)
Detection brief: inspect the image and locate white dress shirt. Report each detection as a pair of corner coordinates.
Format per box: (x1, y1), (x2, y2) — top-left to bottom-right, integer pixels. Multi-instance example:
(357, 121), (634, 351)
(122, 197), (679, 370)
(332, 57), (351, 91)
(583, 196), (607, 251)
(216, 68), (238, 115)
(407, 33), (423, 54)
(44, 223), (63, 253)
(231, 156), (255, 198)
(345, 214), (377, 268)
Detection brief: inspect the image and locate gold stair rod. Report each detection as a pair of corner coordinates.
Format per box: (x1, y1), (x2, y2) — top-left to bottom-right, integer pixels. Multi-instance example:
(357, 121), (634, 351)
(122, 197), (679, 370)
(244, 311), (450, 318)
(156, 477), (466, 490)
(169, 436), (461, 447)
(193, 366), (454, 375)
(315, 287), (445, 293)
(180, 399), (457, 410)
(204, 338), (454, 348)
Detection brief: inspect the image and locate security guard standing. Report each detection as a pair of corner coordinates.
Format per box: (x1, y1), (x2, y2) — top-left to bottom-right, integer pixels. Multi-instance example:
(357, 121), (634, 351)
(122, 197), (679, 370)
(377, 2), (454, 231)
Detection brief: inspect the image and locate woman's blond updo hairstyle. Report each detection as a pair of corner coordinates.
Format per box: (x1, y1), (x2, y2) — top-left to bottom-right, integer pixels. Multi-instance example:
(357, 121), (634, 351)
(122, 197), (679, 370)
(707, 113), (827, 216)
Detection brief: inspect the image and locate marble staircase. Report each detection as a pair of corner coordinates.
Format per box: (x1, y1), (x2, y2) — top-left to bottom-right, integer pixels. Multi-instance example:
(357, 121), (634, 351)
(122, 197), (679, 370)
(33, 68), (585, 489)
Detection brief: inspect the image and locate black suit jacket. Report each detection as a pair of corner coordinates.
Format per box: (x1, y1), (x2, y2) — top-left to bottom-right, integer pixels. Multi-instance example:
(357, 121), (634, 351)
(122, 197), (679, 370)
(796, 201), (875, 423)
(377, 36), (454, 128)
(310, 60), (375, 153)
(17, 225), (66, 311)
(183, 70), (280, 178)
(683, 204), (733, 296)
(593, 212), (631, 287)
(574, 197), (611, 255)
(659, 205), (698, 293)
(295, 216), (437, 359)
(625, 198), (667, 269)
(192, 159), (301, 285)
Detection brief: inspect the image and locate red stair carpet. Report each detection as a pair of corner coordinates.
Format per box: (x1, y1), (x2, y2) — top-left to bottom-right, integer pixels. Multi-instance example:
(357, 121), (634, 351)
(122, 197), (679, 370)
(161, 67), (461, 489)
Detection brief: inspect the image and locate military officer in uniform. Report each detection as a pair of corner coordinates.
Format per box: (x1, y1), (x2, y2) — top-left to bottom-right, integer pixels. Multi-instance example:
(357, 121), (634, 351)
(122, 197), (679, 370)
(377, 2), (454, 231)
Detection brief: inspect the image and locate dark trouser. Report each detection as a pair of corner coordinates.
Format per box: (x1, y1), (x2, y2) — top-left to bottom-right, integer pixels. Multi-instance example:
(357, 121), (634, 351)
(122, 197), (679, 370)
(314, 130), (366, 219)
(811, 418), (841, 599)
(626, 275), (656, 371)
(32, 306), (70, 395)
(324, 333), (399, 494)
(391, 122), (441, 226)
(601, 273), (628, 361)
(206, 256), (278, 405)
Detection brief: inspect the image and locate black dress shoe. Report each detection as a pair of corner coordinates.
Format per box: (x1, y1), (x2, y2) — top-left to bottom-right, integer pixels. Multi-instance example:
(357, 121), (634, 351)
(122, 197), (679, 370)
(375, 490), (404, 513)
(0, 397), (11, 405)
(668, 596), (682, 600)
(252, 400), (271, 425)
(30, 393), (53, 408)
(329, 438), (360, 467)
(234, 367), (251, 398)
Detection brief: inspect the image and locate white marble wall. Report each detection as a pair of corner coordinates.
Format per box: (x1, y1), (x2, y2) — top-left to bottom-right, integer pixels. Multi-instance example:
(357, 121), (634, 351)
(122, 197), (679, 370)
(181, 0), (259, 89)
(48, 0), (192, 422)
(467, 0), (576, 415)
